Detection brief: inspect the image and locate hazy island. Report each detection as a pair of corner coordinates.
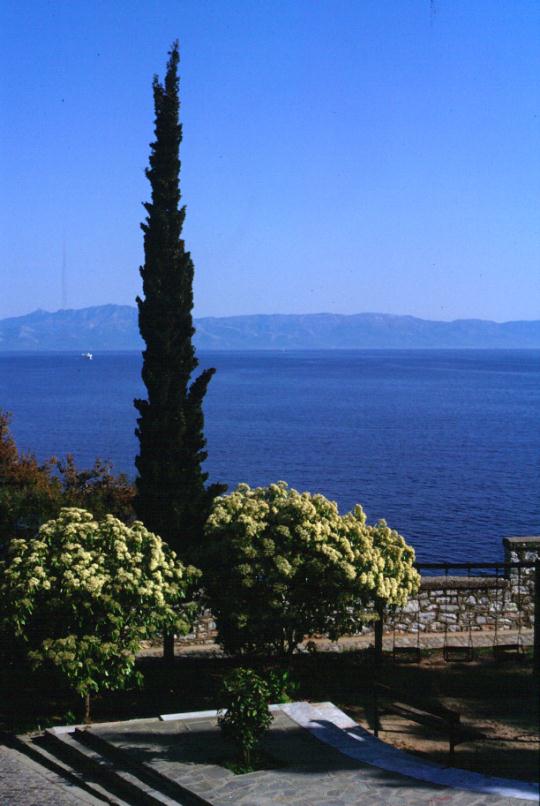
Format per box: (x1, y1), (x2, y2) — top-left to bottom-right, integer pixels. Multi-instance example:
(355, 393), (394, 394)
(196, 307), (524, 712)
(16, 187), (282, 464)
(1, 305), (539, 351)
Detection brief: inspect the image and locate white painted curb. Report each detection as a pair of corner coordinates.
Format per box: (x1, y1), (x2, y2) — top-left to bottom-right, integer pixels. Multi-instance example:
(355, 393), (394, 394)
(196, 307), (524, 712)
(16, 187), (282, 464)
(281, 701), (539, 802)
(159, 704), (282, 721)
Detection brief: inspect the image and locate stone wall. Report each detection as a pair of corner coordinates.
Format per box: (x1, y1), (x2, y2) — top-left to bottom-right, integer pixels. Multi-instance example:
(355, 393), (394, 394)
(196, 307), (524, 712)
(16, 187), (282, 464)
(390, 575), (530, 634)
(177, 536), (539, 645)
(504, 535), (540, 625)
(178, 608), (218, 644)
(378, 536), (538, 635)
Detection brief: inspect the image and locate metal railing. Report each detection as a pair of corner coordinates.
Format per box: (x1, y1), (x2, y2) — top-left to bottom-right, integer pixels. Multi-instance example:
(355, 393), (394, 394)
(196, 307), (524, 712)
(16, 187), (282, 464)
(415, 560), (538, 572)
(410, 560), (540, 673)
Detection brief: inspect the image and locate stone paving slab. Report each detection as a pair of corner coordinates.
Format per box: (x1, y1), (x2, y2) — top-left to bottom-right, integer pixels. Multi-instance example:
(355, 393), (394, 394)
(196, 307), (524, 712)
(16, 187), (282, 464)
(0, 743), (101, 805)
(86, 705), (537, 805)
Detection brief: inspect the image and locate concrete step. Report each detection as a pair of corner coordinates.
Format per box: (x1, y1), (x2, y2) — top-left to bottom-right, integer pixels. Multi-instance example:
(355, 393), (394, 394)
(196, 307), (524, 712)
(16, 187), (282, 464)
(2, 739), (108, 806)
(44, 728), (181, 805)
(28, 735), (131, 806)
(78, 728), (212, 806)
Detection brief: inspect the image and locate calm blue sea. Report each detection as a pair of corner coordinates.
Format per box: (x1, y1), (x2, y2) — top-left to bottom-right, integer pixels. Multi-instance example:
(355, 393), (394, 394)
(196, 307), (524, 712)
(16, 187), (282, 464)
(1, 350), (538, 563)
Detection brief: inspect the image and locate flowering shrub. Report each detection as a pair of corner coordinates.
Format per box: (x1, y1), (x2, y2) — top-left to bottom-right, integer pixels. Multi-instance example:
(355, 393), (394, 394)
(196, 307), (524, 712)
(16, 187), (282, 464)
(202, 482), (420, 655)
(0, 508), (199, 719)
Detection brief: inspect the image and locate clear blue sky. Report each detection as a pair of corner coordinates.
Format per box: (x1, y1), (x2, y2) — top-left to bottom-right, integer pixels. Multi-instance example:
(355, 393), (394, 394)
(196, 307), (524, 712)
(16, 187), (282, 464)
(1, 0), (539, 321)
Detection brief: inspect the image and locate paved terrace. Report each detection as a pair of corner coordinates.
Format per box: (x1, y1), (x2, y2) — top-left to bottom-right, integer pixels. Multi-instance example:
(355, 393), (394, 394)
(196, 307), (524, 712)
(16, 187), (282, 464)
(4, 702), (537, 805)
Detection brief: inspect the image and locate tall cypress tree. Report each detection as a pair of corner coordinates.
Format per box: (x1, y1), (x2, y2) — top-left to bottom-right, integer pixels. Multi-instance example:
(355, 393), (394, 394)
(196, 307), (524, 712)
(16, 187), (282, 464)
(135, 42), (224, 569)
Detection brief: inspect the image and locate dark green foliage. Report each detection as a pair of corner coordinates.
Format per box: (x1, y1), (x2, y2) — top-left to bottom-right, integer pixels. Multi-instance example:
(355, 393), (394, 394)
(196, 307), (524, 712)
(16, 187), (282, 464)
(0, 412), (61, 546)
(266, 669), (299, 703)
(0, 411), (134, 550)
(218, 668), (273, 769)
(134, 42), (224, 560)
(58, 454), (134, 523)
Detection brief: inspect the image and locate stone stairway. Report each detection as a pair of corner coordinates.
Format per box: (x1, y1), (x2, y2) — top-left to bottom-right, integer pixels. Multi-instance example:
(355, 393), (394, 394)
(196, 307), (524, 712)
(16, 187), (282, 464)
(15, 725), (212, 806)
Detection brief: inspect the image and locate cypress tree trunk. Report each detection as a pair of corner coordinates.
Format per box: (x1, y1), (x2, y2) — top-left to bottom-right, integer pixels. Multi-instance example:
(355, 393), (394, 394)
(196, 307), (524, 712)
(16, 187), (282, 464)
(134, 43), (224, 658)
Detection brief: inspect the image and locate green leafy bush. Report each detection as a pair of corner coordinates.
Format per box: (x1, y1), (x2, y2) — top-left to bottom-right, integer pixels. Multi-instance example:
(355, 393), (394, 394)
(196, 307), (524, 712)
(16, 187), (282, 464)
(203, 482), (420, 655)
(218, 668), (273, 769)
(266, 669), (298, 703)
(0, 507), (199, 720)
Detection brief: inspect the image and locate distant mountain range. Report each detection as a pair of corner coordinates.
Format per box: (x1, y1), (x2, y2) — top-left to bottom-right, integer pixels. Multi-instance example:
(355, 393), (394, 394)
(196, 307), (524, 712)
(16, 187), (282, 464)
(1, 306), (539, 350)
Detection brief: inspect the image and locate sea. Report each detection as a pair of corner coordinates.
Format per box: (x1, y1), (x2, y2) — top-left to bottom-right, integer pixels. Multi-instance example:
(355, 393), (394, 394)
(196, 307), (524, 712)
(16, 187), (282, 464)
(1, 350), (538, 563)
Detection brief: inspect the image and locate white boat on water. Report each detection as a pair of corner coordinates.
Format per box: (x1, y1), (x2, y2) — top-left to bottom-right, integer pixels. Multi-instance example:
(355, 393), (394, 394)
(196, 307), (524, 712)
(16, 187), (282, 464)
(81, 352), (93, 360)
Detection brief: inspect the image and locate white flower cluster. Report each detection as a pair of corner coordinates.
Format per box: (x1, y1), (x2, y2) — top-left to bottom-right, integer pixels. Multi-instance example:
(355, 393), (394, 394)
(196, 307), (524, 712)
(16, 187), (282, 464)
(204, 482), (420, 654)
(2, 509), (191, 617)
(207, 482), (419, 601)
(0, 508), (200, 696)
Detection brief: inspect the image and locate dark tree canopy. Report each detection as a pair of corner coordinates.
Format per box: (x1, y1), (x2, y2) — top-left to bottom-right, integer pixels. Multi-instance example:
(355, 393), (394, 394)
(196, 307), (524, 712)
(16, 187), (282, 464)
(134, 42), (224, 560)
(0, 410), (134, 550)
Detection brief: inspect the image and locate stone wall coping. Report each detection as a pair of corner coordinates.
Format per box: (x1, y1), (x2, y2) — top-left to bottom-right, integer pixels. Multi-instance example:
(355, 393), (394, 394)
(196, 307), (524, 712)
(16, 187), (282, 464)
(420, 575), (505, 590)
(503, 535), (540, 546)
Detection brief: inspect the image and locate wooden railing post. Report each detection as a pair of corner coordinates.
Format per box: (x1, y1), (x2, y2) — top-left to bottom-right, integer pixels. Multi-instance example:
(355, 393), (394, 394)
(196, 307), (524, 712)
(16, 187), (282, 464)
(373, 685), (379, 738)
(534, 559), (540, 675)
(374, 600), (384, 666)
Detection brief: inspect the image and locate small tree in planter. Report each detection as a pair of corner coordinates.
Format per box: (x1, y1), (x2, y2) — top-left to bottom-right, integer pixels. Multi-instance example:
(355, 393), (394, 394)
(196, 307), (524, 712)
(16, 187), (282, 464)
(202, 482), (420, 656)
(218, 668), (274, 771)
(0, 508), (199, 721)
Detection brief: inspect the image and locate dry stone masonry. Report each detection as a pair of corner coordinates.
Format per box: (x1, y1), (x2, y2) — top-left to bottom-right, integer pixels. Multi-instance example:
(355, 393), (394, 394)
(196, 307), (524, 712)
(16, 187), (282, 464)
(372, 536), (538, 636)
(177, 536), (539, 645)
